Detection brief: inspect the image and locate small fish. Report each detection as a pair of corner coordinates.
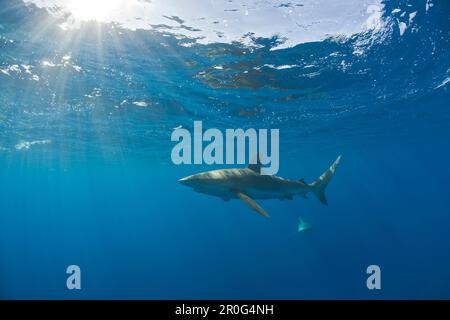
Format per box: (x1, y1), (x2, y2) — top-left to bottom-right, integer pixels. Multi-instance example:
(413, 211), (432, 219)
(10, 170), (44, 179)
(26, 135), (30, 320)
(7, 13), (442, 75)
(298, 218), (312, 232)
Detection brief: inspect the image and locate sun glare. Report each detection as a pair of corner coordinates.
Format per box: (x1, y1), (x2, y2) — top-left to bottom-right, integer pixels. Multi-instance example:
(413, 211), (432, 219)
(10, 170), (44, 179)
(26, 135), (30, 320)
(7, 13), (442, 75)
(67, 0), (133, 22)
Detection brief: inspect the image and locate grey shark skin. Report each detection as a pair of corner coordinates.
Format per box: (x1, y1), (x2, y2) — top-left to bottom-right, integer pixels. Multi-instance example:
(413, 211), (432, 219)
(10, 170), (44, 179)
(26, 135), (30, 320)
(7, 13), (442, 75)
(179, 155), (341, 218)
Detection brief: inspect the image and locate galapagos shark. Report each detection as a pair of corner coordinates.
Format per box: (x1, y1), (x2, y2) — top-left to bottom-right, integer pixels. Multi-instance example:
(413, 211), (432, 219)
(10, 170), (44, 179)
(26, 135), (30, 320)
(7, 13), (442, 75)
(179, 155), (341, 218)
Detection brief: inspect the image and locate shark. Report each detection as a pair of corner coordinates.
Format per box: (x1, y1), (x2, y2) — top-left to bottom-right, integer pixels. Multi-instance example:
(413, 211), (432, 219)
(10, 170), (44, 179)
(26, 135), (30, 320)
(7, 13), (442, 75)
(179, 155), (341, 218)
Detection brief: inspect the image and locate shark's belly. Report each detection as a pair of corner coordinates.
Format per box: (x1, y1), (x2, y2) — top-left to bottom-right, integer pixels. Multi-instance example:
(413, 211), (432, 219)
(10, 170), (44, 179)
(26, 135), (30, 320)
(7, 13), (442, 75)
(242, 188), (290, 200)
(194, 184), (287, 200)
(194, 184), (236, 199)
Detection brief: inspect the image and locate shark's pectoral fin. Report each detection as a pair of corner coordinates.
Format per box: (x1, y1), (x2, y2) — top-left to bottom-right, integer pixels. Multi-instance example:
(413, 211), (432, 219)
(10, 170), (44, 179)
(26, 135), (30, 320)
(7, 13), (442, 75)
(233, 190), (270, 218)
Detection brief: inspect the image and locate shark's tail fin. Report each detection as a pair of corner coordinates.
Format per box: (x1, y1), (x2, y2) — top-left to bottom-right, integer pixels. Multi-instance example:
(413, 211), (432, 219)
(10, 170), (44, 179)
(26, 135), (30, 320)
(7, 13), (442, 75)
(310, 155), (341, 205)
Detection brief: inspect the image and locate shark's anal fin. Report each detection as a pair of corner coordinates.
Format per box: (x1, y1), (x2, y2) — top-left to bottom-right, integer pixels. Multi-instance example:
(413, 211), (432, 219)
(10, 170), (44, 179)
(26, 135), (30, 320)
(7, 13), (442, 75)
(234, 191), (270, 218)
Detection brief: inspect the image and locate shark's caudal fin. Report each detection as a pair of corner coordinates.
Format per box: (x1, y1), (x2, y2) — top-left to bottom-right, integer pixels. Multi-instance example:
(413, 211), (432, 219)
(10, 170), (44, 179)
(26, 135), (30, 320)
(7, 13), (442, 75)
(310, 155), (341, 205)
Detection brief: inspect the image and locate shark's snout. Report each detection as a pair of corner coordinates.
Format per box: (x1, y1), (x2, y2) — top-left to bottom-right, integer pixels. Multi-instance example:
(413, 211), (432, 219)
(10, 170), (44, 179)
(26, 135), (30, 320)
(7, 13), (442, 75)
(179, 176), (194, 186)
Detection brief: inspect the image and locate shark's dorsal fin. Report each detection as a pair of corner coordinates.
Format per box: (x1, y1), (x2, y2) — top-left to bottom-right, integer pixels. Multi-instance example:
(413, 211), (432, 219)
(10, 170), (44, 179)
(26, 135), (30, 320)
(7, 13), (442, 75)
(233, 190), (270, 218)
(248, 163), (262, 174)
(248, 154), (262, 174)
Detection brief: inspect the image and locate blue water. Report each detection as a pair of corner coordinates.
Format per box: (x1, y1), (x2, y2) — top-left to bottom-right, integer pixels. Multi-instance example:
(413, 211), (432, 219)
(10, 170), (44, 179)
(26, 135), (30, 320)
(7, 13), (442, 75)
(1, 0), (450, 299)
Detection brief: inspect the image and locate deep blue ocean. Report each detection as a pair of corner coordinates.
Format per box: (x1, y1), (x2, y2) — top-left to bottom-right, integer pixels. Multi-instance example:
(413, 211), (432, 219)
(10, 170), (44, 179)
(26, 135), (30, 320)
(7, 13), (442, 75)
(0, 0), (449, 299)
